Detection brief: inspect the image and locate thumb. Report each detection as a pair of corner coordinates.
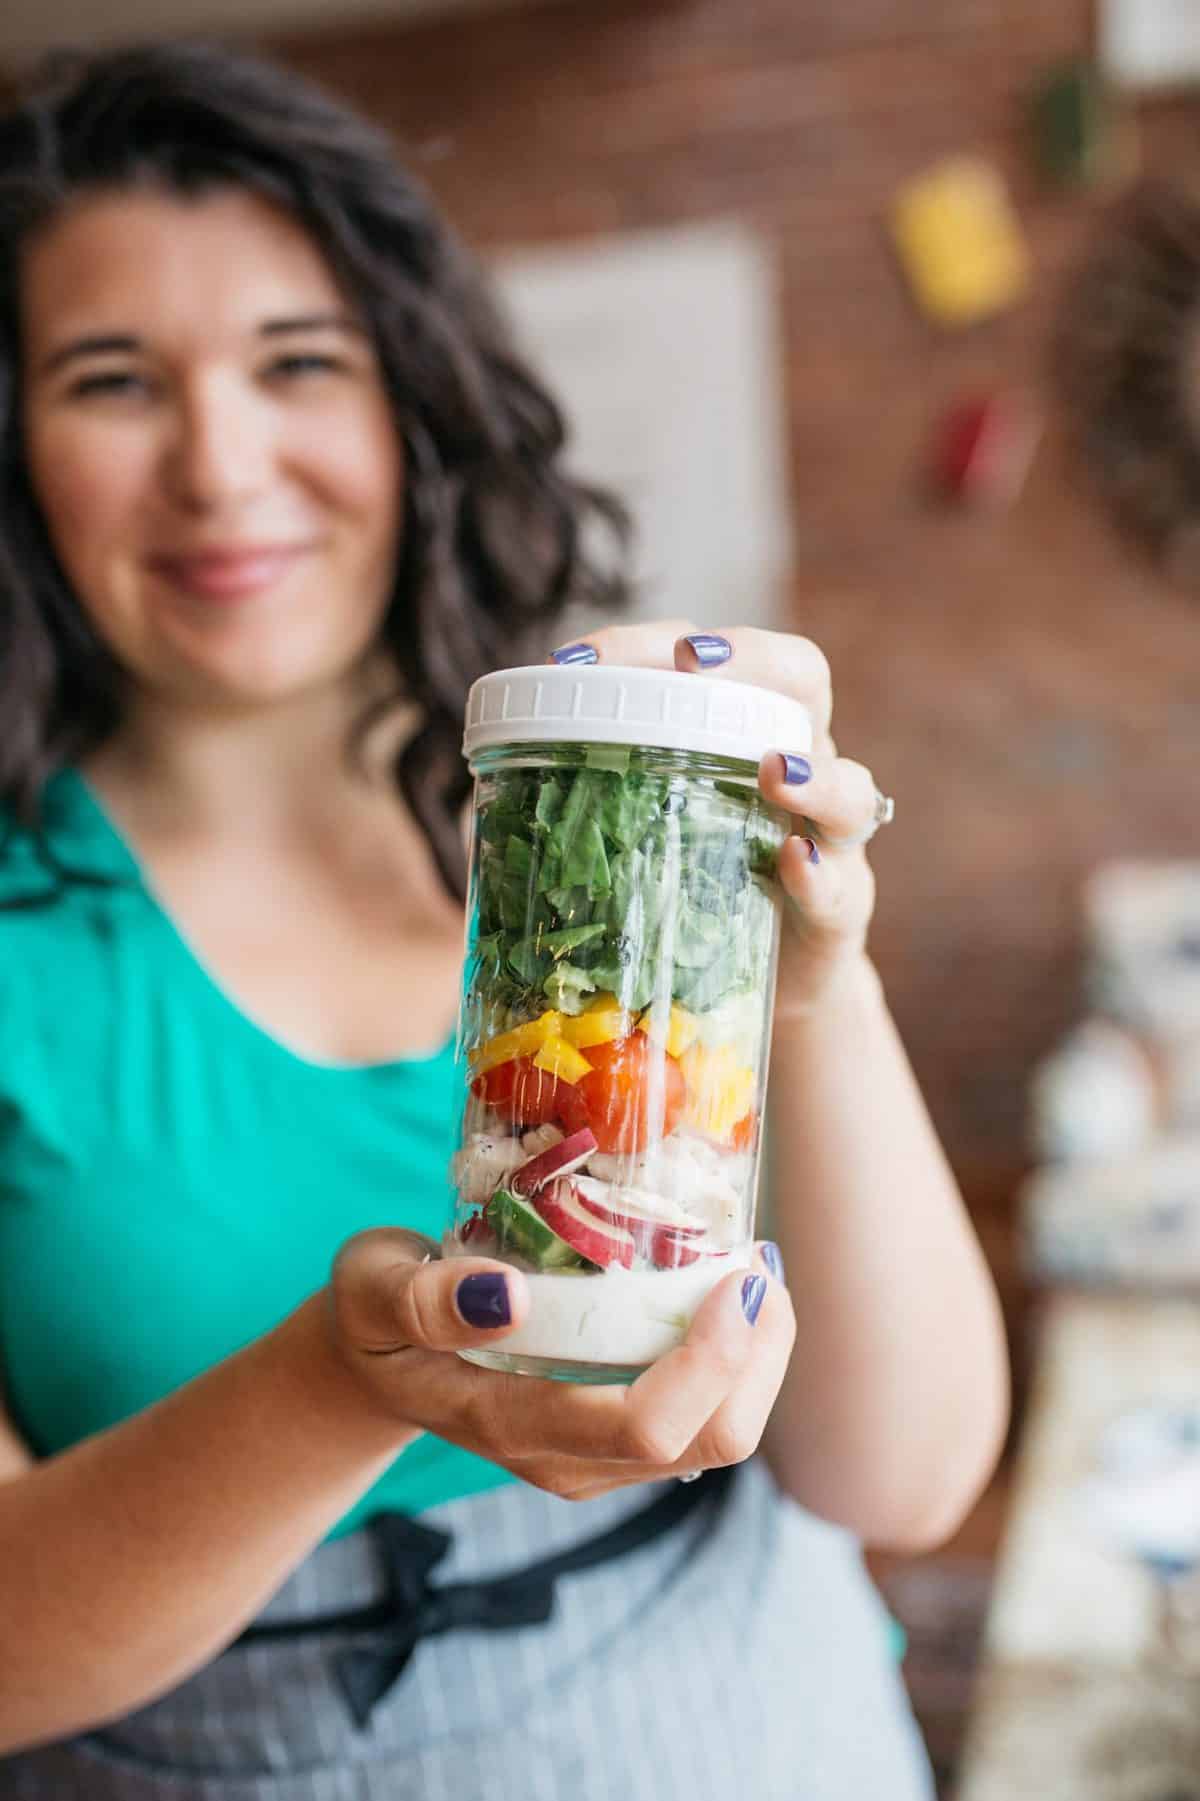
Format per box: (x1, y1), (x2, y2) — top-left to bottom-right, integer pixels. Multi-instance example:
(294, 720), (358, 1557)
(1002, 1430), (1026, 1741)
(330, 1228), (530, 1354)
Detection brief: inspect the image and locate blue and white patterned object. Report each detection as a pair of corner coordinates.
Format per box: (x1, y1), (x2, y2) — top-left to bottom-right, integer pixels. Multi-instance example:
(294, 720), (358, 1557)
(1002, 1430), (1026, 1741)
(1, 1459), (934, 1801)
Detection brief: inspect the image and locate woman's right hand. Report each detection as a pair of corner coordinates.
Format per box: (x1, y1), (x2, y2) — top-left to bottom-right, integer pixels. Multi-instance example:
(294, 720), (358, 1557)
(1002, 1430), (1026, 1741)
(327, 1231), (794, 1501)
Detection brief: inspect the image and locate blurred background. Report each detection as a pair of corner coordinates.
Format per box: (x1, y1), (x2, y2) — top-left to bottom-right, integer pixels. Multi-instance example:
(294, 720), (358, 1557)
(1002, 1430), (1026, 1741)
(8, 1), (1200, 1794)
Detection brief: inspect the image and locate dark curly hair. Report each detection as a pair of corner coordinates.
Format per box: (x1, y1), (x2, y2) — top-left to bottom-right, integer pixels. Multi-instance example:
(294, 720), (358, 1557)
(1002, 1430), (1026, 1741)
(0, 40), (630, 899)
(1056, 176), (1200, 582)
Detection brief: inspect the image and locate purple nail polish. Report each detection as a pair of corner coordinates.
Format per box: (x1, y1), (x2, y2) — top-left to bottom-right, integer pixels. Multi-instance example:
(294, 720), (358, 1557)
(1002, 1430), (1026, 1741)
(683, 633), (732, 668)
(457, 1272), (511, 1327)
(779, 752), (812, 785)
(761, 1241), (785, 1284)
(741, 1274), (767, 1326)
(550, 642), (598, 666)
(798, 837), (821, 866)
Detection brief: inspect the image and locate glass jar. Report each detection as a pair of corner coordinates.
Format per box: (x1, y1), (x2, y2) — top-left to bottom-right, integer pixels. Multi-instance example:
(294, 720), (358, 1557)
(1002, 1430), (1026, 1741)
(447, 662), (812, 1383)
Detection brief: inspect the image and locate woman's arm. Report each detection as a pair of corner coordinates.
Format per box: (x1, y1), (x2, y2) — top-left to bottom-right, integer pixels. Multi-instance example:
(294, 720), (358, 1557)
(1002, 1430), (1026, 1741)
(537, 620), (1010, 1552)
(760, 953), (1010, 1551)
(0, 1295), (409, 1753)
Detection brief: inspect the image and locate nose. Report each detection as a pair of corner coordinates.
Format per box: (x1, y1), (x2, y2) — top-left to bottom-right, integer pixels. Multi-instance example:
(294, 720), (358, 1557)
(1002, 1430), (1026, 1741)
(161, 372), (274, 514)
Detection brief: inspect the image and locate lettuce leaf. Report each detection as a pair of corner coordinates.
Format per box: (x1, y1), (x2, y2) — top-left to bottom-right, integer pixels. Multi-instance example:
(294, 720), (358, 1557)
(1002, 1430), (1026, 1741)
(472, 753), (781, 1024)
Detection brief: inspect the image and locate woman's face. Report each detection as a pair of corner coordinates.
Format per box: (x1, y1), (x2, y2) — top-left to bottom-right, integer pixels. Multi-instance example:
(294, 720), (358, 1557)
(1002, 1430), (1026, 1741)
(20, 186), (404, 711)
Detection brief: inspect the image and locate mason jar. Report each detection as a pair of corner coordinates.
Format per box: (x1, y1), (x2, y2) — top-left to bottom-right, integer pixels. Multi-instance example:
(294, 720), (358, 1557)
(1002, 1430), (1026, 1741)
(447, 662), (812, 1382)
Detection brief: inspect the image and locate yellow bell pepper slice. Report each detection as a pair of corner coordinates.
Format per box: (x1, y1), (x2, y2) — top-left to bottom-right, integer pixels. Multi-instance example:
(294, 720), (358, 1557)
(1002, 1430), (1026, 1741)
(679, 1043), (756, 1142)
(469, 1008), (561, 1076)
(532, 1037), (594, 1085)
(638, 1003), (701, 1060)
(560, 1002), (631, 1051)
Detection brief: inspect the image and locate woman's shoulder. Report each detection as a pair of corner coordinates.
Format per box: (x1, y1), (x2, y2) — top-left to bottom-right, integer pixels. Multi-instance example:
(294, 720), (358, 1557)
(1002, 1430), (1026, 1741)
(0, 796), (55, 911)
(0, 798), (67, 1089)
(0, 770), (135, 925)
(0, 776), (143, 1110)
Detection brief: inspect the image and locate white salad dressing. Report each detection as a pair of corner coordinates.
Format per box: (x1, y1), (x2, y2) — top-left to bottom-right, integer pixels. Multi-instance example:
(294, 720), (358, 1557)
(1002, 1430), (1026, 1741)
(451, 1247), (754, 1371)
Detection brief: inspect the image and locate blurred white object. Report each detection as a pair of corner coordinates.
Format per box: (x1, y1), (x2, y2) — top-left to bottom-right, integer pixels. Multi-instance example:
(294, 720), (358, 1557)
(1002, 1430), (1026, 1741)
(1098, 1403), (1200, 1476)
(1078, 1404), (1200, 1568)
(1100, 0), (1200, 91)
(1028, 1019), (1158, 1163)
(1085, 860), (1200, 1039)
(1022, 1133), (1200, 1284)
(1167, 1035), (1200, 1128)
(954, 1296), (1200, 1798)
(495, 222), (793, 638)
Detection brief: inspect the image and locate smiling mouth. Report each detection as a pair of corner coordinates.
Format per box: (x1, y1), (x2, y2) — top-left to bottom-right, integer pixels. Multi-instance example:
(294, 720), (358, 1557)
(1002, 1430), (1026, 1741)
(147, 545), (314, 601)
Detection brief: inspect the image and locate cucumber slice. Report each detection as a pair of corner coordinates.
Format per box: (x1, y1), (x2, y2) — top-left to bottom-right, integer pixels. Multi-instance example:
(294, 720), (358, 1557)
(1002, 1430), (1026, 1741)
(485, 1187), (587, 1271)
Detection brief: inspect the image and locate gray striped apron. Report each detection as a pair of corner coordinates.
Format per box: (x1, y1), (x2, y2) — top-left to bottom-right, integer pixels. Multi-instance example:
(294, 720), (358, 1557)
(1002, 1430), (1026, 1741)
(0, 1457), (934, 1800)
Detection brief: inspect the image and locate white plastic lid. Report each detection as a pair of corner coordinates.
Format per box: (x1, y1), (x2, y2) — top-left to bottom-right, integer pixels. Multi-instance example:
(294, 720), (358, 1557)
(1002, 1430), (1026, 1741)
(463, 663), (813, 768)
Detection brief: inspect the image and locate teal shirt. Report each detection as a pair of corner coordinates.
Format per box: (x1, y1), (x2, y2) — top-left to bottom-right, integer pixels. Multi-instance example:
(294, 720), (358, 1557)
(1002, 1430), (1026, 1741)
(0, 770), (513, 1536)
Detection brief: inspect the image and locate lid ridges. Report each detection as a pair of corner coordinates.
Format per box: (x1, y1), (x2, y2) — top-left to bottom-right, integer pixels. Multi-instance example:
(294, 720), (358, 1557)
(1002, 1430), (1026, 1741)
(463, 663), (812, 766)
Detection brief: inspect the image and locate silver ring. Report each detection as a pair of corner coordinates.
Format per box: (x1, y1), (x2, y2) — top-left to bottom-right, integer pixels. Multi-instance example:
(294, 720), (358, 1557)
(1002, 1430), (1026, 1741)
(677, 1470), (703, 1485)
(821, 786), (895, 851)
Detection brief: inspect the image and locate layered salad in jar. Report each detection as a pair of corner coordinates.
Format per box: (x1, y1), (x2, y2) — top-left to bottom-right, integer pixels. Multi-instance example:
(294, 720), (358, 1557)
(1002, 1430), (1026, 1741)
(448, 746), (785, 1380)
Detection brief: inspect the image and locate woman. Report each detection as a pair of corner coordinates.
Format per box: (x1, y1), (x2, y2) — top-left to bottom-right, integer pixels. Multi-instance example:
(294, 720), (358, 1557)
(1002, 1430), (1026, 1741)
(0, 41), (1008, 1799)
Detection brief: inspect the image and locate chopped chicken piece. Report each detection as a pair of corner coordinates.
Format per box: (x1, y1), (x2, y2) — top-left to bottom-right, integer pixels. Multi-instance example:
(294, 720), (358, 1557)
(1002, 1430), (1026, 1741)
(450, 1133), (526, 1205)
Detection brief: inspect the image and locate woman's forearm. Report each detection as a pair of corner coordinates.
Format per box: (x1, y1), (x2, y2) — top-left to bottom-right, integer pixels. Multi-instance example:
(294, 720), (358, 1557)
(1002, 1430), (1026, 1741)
(0, 1294), (412, 1753)
(760, 954), (1009, 1550)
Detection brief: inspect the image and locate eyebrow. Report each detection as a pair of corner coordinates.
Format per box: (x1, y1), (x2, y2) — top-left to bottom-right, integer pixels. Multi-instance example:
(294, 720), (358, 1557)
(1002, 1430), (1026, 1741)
(39, 333), (138, 375)
(259, 313), (363, 339)
(38, 314), (364, 376)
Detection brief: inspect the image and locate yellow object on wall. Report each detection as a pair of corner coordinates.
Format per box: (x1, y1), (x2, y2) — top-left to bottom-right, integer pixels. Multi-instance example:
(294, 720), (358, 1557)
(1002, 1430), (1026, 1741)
(891, 157), (1030, 327)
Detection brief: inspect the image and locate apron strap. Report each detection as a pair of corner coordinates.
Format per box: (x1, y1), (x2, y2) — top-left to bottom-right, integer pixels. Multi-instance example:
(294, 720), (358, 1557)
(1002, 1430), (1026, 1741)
(238, 1464), (736, 1728)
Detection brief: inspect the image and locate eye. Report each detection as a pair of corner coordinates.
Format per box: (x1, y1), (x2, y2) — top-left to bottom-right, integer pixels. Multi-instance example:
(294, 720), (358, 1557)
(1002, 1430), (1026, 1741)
(68, 370), (148, 399)
(266, 352), (346, 380)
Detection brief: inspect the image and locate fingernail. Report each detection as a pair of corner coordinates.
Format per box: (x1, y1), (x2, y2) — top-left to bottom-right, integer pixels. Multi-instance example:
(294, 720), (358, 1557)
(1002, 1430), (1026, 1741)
(741, 1273), (767, 1326)
(457, 1272), (511, 1327)
(798, 837), (821, 865)
(761, 1241), (785, 1284)
(778, 752), (812, 785)
(683, 633), (732, 668)
(550, 642), (598, 666)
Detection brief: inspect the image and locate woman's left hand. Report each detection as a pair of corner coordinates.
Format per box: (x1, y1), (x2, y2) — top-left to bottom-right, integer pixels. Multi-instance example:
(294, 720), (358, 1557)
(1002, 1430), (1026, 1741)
(549, 622), (887, 1022)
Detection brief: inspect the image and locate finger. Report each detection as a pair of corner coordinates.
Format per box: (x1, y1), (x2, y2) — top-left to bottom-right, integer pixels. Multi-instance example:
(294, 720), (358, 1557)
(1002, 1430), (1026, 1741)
(457, 1245), (793, 1496)
(548, 618), (699, 669)
(758, 751), (879, 844)
(380, 1345), (646, 1461)
(688, 1248), (796, 1472)
(331, 1229), (530, 1354)
(572, 1242), (795, 1487)
(499, 1455), (676, 1502)
(674, 628), (833, 741)
(614, 1262), (765, 1466)
(776, 832), (876, 938)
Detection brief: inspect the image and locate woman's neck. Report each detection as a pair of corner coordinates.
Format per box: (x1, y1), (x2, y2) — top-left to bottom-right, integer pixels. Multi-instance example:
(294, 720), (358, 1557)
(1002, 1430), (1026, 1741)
(84, 671), (415, 848)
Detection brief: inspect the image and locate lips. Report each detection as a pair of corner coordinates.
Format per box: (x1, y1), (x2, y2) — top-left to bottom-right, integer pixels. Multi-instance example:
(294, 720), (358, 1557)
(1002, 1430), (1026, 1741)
(147, 544), (312, 600)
